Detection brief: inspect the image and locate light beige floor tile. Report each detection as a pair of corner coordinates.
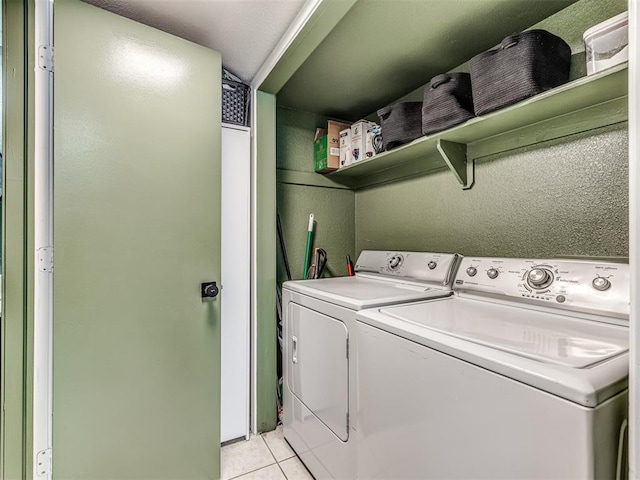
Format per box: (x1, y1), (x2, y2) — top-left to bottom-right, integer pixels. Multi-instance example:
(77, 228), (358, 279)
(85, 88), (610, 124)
(279, 457), (314, 480)
(262, 426), (296, 462)
(221, 435), (276, 480)
(234, 464), (286, 480)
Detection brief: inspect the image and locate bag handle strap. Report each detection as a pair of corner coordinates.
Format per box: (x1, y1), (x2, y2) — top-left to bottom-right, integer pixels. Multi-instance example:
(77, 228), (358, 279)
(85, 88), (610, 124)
(430, 74), (451, 89)
(501, 33), (520, 50)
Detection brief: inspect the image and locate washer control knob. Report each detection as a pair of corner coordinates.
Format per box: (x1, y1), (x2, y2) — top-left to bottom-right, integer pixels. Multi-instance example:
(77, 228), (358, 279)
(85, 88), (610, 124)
(466, 267), (477, 277)
(487, 268), (499, 279)
(427, 261), (437, 270)
(388, 255), (403, 270)
(527, 268), (553, 289)
(592, 277), (611, 291)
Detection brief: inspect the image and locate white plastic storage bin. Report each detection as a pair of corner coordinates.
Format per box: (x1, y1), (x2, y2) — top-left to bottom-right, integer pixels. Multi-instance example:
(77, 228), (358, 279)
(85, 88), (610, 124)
(584, 11), (628, 75)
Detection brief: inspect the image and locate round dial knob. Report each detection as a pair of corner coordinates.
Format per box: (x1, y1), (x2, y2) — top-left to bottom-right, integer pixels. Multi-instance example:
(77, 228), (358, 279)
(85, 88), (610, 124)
(427, 261), (437, 270)
(388, 255), (403, 270)
(592, 277), (611, 291)
(527, 268), (553, 289)
(487, 268), (499, 279)
(466, 267), (477, 277)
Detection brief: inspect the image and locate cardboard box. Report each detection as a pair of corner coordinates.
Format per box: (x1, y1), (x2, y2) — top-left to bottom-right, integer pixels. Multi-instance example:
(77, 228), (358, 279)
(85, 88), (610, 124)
(365, 124), (382, 159)
(314, 120), (351, 173)
(351, 120), (375, 163)
(339, 128), (353, 168)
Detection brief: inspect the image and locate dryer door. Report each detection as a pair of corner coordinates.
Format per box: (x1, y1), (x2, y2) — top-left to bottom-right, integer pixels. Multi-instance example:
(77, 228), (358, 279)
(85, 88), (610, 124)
(288, 303), (349, 441)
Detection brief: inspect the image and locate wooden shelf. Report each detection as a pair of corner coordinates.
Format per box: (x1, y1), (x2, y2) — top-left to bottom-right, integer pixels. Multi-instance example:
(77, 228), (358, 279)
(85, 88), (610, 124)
(326, 64), (628, 190)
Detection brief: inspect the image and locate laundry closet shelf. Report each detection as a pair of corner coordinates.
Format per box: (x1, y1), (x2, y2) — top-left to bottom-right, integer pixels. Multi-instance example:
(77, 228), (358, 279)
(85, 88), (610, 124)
(326, 63), (628, 190)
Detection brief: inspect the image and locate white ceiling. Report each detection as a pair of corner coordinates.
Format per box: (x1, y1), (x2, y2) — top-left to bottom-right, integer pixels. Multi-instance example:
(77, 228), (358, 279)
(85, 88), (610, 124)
(82, 0), (308, 83)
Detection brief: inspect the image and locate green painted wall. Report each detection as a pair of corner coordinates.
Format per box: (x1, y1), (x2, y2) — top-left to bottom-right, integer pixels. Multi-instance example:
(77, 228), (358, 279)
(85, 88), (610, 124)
(277, 183), (355, 282)
(354, 0), (628, 258)
(356, 124), (628, 258)
(256, 91), (278, 433)
(276, 0), (578, 120)
(395, 0), (627, 106)
(276, 107), (355, 283)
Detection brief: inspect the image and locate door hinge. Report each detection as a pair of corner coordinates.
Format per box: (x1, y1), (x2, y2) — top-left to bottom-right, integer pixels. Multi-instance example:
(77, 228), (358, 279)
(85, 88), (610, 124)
(37, 247), (54, 273)
(35, 448), (52, 476)
(38, 45), (54, 72)
(346, 338), (349, 359)
(346, 413), (350, 430)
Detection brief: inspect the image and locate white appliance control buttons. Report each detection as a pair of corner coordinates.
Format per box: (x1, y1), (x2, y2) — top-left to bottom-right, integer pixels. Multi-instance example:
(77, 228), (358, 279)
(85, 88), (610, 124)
(388, 254), (404, 270)
(453, 257), (629, 318)
(592, 277), (611, 291)
(487, 268), (499, 279)
(427, 261), (437, 270)
(527, 268), (554, 289)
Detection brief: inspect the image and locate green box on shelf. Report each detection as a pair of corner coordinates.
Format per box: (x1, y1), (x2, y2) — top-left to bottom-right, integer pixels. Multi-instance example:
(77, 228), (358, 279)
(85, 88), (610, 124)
(314, 133), (329, 172)
(314, 120), (351, 173)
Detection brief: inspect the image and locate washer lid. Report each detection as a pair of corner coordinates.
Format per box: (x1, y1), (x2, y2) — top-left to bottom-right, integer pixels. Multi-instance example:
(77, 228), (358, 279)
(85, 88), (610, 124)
(380, 299), (628, 368)
(360, 297), (629, 406)
(284, 276), (452, 310)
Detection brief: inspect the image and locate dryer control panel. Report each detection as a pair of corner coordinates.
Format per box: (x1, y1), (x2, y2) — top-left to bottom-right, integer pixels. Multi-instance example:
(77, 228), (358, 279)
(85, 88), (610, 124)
(454, 257), (629, 319)
(355, 251), (461, 287)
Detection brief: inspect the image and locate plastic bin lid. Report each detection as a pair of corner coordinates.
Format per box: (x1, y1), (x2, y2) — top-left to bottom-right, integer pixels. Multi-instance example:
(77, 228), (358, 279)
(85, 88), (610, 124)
(584, 11), (628, 41)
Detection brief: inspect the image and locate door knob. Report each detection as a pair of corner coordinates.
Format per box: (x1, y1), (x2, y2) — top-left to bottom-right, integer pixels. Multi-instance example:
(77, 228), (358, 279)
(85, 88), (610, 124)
(201, 282), (219, 298)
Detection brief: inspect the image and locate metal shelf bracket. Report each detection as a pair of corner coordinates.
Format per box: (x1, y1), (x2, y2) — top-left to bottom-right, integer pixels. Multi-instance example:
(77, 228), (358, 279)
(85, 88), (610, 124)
(437, 139), (474, 189)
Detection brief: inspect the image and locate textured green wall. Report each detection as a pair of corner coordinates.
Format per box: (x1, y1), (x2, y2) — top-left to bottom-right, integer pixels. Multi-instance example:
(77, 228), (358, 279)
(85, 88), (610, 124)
(395, 0), (626, 105)
(535, 0), (626, 55)
(356, 124), (628, 258)
(277, 183), (355, 282)
(277, 106), (328, 172)
(354, 0), (628, 259)
(276, 107), (355, 282)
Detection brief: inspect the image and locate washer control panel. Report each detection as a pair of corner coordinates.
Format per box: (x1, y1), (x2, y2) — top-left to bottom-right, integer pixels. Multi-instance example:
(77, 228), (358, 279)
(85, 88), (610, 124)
(355, 251), (461, 286)
(454, 257), (629, 318)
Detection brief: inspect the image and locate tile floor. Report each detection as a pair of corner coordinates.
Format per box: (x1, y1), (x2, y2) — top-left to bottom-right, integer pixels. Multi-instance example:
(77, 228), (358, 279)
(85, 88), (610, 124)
(221, 426), (314, 480)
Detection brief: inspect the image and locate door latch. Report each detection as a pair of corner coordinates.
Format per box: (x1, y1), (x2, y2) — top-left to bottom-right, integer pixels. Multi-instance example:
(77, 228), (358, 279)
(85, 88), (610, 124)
(201, 282), (219, 299)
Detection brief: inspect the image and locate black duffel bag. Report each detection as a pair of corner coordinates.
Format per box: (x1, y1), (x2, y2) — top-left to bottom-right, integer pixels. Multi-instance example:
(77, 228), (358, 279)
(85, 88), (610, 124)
(469, 29), (571, 116)
(422, 72), (475, 135)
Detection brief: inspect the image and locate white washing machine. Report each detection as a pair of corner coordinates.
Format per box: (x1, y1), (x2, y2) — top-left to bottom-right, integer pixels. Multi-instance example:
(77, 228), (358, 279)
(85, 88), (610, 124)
(356, 256), (629, 480)
(283, 250), (461, 480)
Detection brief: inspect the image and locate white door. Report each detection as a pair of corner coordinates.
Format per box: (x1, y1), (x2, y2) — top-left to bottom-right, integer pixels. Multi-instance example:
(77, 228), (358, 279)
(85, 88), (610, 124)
(221, 124), (251, 442)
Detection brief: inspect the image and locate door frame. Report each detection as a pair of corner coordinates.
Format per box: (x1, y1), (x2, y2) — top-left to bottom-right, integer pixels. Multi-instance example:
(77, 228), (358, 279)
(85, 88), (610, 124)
(32, 0), (54, 476)
(629, 0), (638, 476)
(1, 0), (34, 479)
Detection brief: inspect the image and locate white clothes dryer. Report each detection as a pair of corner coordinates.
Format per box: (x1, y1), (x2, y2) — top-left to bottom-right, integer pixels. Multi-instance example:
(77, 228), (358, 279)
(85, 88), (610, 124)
(356, 257), (629, 480)
(283, 250), (461, 480)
